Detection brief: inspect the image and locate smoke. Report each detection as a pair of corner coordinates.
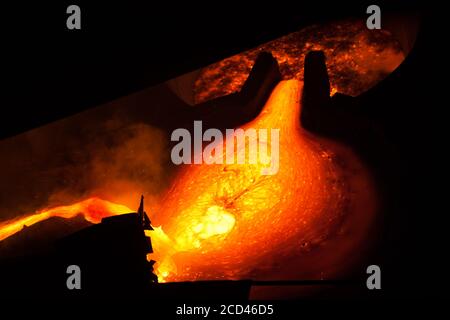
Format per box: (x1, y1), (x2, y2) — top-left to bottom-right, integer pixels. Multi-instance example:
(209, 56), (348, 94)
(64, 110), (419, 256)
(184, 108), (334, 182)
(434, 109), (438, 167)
(0, 95), (173, 222)
(46, 122), (171, 211)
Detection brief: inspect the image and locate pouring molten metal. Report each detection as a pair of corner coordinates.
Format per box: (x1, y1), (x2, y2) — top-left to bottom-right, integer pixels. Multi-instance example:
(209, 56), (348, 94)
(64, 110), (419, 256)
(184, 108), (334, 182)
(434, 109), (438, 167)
(151, 80), (376, 282)
(0, 80), (376, 285)
(1, 19), (398, 283)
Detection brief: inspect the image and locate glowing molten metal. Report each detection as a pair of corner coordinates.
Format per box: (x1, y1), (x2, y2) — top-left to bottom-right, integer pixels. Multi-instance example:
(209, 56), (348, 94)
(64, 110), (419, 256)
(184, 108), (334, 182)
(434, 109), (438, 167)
(0, 198), (132, 241)
(151, 80), (376, 282)
(0, 81), (376, 286)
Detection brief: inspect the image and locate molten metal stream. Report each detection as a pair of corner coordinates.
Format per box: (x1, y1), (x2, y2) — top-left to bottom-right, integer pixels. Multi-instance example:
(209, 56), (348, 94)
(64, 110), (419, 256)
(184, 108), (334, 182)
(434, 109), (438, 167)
(0, 81), (376, 286)
(151, 80), (376, 282)
(0, 198), (132, 241)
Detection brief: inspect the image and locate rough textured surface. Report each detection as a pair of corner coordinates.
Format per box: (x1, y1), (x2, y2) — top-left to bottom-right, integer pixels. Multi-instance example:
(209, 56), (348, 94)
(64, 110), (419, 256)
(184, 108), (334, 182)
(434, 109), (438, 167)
(194, 19), (404, 103)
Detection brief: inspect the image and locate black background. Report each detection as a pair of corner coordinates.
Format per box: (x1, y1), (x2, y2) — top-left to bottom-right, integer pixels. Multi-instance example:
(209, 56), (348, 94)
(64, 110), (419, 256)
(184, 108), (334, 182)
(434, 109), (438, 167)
(1, 0), (446, 303)
(1, 1), (423, 138)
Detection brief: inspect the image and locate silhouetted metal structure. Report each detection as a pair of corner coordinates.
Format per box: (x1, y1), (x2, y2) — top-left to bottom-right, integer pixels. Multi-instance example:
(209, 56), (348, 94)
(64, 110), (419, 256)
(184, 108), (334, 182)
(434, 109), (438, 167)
(0, 196), (251, 300)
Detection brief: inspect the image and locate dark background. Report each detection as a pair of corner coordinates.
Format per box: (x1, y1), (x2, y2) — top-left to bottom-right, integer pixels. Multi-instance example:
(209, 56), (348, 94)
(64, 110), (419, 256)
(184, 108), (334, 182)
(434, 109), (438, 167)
(1, 1), (423, 138)
(1, 0), (446, 302)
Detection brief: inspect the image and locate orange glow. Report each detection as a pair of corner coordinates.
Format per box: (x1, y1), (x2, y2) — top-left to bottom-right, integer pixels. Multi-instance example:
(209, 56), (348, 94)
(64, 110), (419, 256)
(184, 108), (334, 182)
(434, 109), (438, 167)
(0, 197), (132, 241)
(150, 80), (376, 283)
(194, 20), (405, 103)
(0, 81), (376, 286)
